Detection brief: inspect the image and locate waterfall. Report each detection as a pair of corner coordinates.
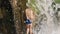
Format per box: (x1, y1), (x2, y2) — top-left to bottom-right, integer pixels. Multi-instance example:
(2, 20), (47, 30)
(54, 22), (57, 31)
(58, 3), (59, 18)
(27, 0), (60, 34)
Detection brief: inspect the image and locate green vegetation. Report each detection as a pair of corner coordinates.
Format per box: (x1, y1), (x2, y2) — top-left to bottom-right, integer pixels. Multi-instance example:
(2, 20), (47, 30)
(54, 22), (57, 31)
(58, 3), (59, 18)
(27, 0), (40, 15)
(55, 0), (60, 3)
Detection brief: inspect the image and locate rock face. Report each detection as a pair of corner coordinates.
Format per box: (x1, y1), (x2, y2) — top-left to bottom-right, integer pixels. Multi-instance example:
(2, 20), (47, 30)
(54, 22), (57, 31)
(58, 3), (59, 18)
(27, 0), (60, 34)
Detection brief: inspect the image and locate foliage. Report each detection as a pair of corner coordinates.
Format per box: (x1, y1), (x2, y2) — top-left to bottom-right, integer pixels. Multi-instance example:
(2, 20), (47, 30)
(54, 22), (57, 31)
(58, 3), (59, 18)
(27, 0), (40, 15)
(55, 0), (60, 3)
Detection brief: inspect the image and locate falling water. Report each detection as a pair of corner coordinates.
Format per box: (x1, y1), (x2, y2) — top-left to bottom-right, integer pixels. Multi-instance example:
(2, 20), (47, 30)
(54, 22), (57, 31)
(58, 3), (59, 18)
(27, 0), (60, 34)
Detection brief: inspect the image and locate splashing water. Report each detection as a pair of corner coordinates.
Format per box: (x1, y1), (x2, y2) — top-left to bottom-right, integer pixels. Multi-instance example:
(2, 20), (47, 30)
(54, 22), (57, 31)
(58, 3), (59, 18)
(27, 0), (60, 34)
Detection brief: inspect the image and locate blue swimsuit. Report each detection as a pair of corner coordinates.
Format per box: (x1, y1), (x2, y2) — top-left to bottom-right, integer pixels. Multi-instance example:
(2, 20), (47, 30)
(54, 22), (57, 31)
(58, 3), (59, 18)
(25, 19), (32, 24)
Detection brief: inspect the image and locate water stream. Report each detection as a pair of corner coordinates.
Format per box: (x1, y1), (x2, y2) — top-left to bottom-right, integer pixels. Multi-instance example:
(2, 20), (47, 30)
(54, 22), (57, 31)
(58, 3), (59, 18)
(27, 0), (60, 34)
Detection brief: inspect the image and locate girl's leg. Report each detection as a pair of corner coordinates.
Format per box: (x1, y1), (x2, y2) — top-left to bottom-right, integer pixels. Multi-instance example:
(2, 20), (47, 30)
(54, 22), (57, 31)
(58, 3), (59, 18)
(29, 23), (33, 34)
(26, 24), (29, 34)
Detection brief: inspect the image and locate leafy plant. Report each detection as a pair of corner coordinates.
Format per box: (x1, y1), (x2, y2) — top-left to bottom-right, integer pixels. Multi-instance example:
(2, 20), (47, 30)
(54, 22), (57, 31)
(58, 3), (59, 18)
(55, 0), (60, 3)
